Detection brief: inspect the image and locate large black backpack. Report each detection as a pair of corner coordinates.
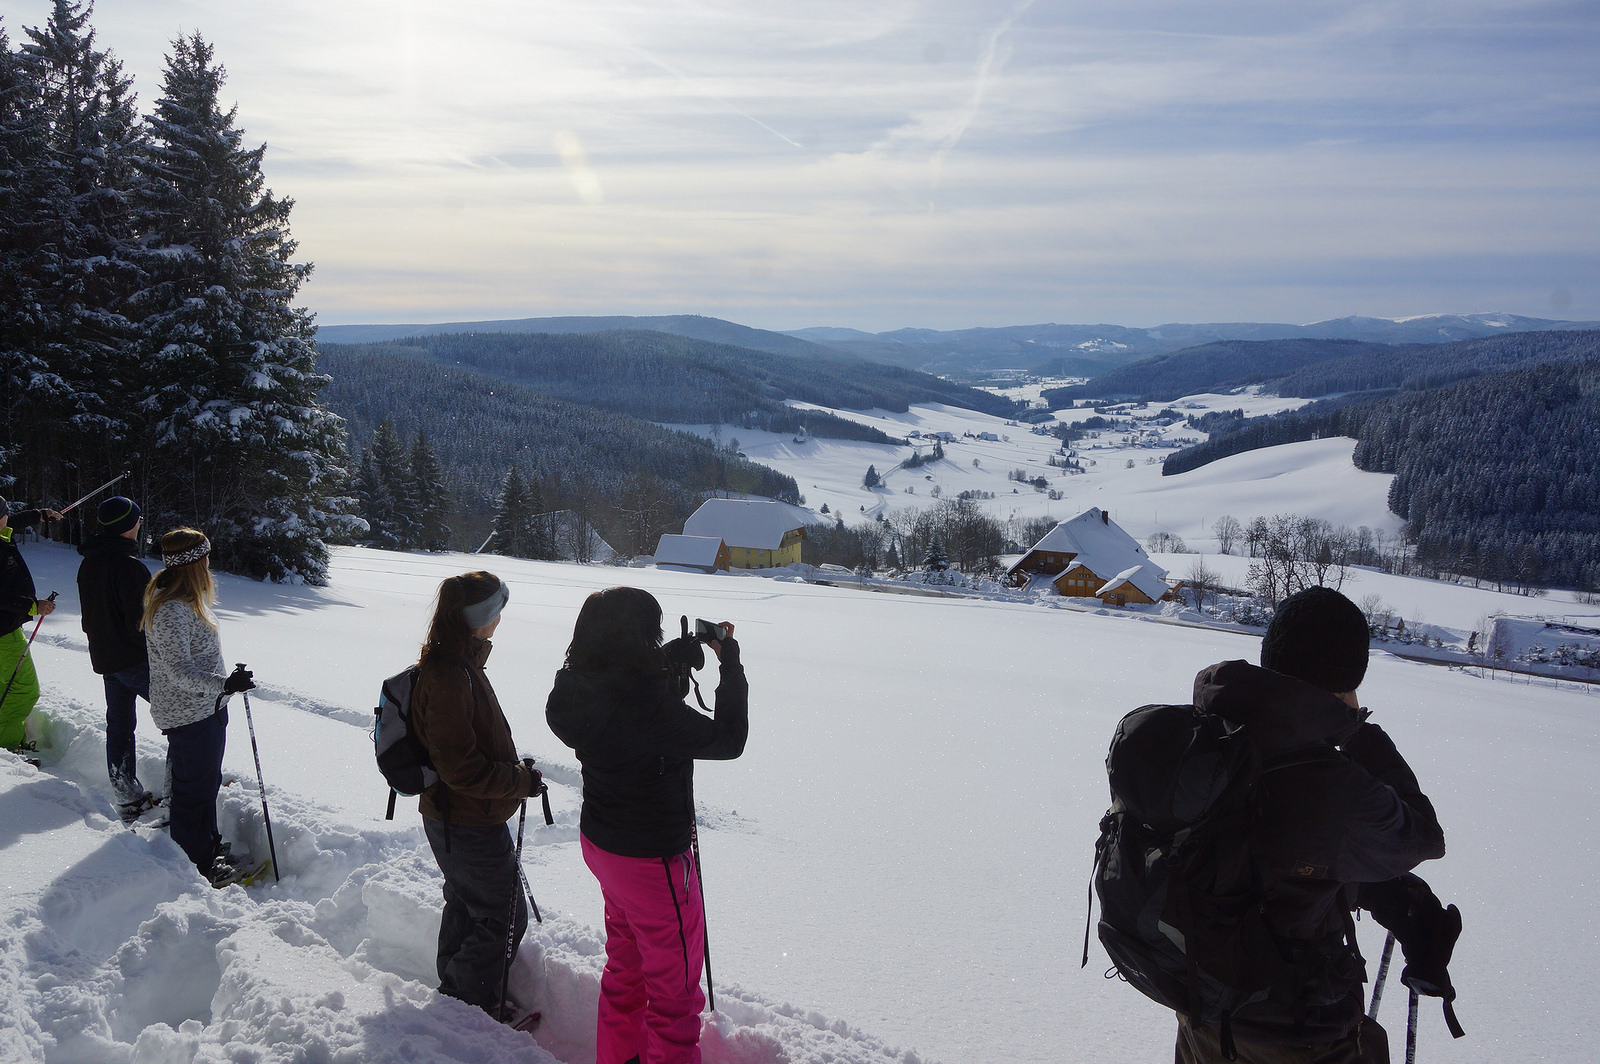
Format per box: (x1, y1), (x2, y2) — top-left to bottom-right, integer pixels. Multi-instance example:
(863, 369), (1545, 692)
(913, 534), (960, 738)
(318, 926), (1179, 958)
(373, 666), (438, 819)
(1088, 703), (1330, 1056)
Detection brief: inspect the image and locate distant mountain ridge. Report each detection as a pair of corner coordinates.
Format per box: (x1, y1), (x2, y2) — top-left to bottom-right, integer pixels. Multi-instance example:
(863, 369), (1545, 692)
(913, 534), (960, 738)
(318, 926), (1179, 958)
(316, 314), (846, 363)
(786, 313), (1600, 377)
(316, 311), (1600, 380)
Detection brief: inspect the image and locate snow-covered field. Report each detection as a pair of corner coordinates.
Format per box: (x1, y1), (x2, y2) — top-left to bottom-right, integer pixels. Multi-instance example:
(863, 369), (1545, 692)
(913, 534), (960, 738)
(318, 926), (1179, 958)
(673, 389), (1403, 544)
(6, 535), (1599, 1064)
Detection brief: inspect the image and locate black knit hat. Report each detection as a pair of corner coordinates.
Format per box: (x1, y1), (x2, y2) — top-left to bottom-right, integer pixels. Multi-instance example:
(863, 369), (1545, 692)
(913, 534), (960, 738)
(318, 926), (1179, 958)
(1261, 586), (1370, 693)
(97, 496), (142, 536)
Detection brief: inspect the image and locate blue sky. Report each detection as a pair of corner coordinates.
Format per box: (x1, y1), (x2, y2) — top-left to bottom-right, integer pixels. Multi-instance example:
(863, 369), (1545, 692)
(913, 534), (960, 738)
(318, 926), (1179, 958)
(6, 0), (1598, 330)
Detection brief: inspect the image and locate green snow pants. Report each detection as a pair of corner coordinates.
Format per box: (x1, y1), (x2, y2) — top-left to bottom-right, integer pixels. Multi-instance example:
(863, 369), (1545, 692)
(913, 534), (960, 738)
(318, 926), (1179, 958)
(0, 624), (41, 748)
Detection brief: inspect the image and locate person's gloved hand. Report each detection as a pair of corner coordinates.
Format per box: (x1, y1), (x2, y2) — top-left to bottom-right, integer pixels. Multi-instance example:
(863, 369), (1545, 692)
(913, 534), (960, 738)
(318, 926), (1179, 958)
(713, 633), (740, 668)
(523, 758), (545, 797)
(223, 667), (256, 694)
(1399, 888), (1462, 1001)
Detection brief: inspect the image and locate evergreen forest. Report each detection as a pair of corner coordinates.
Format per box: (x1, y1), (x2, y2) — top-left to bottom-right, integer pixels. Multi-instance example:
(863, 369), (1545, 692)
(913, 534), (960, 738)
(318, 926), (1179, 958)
(1162, 357), (1600, 593)
(0, 4), (356, 581)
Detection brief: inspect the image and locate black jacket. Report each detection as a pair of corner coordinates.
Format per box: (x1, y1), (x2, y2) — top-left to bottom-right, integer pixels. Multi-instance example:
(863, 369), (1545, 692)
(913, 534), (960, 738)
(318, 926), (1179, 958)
(76, 533), (152, 675)
(1193, 660), (1446, 1041)
(546, 647), (748, 858)
(0, 511), (47, 636)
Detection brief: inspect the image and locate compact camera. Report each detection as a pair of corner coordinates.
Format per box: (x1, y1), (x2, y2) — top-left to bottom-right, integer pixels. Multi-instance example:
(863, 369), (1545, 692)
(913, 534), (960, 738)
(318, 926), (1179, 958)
(693, 618), (730, 643)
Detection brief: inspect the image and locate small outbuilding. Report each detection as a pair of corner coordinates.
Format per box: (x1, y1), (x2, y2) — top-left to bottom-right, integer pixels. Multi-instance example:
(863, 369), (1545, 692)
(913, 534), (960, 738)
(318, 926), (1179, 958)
(653, 534), (731, 574)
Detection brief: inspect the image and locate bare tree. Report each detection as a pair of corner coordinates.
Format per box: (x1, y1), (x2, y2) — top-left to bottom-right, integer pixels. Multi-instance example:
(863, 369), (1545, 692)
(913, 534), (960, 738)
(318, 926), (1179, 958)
(1185, 559), (1221, 613)
(1213, 515), (1242, 555)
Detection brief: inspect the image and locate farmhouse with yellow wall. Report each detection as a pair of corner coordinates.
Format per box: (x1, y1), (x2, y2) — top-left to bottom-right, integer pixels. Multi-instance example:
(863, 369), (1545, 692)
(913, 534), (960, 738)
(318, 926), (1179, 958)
(1009, 508), (1172, 606)
(682, 498), (810, 569)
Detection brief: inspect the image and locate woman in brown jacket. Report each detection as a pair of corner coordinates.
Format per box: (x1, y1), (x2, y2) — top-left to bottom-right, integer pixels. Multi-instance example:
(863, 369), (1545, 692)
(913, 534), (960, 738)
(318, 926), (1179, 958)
(411, 571), (543, 1018)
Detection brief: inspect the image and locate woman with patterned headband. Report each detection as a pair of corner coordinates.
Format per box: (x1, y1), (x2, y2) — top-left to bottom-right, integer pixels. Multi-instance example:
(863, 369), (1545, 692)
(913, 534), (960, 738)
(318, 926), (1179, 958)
(141, 527), (257, 887)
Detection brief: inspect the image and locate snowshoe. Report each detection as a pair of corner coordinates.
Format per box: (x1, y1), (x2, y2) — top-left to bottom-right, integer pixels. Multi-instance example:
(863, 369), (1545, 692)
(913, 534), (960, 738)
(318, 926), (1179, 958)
(207, 851), (270, 888)
(6, 740), (42, 768)
(494, 1001), (542, 1034)
(119, 792), (163, 825)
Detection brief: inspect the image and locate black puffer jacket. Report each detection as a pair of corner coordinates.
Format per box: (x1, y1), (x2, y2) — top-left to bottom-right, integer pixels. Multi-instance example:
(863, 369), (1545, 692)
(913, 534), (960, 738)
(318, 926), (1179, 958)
(76, 533), (152, 675)
(1193, 660), (1447, 1041)
(546, 645), (747, 859)
(0, 511), (46, 635)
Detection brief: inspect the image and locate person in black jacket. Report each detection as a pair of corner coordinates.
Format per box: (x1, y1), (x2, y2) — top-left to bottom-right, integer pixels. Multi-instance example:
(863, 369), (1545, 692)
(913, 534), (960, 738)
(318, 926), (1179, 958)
(1, 498), (62, 753)
(1177, 587), (1453, 1064)
(76, 497), (155, 814)
(546, 587), (748, 1064)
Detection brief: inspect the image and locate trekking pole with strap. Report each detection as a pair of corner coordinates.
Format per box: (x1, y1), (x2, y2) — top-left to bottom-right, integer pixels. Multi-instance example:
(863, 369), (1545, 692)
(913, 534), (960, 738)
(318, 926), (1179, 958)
(1368, 931), (1396, 1019)
(516, 757), (554, 925)
(500, 789), (530, 1019)
(57, 470), (131, 516)
(234, 666), (280, 883)
(692, 816), (715, 1012)
(1, 591), (56, 711)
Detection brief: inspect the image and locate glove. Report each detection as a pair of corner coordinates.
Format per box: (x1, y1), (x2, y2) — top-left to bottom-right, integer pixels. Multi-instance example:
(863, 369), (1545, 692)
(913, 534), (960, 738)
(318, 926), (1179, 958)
(523, 758), (546, 797)
(223, 668), (256, 694)
(1361, 873), (1464, 1036)
(715, 633), (740, 668)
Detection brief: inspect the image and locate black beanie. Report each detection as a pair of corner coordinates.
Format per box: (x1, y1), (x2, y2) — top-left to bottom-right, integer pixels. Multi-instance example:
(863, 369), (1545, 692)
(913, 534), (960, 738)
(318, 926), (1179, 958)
(1261, 586), (1370, 693)
(97, 496), (142, 536)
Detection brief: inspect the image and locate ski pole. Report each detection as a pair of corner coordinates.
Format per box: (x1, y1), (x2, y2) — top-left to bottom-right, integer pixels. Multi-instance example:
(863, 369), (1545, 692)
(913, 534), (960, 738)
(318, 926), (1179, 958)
(518, 864), (542, 924)
(57, 471), (131, 516)
(1405, 987), (1419, 1064)
(1368, 931), (1396, 1019)
(0, 592), (56, 711)
(692, 817), (715, 1012)
(234, 666), (279, 883)
(501, 793), (529, 1019)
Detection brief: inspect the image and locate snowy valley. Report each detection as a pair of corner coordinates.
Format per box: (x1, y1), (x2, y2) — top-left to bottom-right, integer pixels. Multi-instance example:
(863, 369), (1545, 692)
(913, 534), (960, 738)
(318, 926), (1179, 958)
(5, 411), (1598, 1064)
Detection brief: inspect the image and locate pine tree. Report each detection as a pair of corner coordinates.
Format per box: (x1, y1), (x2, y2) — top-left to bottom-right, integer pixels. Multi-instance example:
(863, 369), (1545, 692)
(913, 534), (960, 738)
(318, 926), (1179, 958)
(3, 1), (143, 501)
(357, 420), (409, 549)
(491, 466), (536, 558)
(130, 33), (357, 581)
(409, 430), (451, 551)
(862, 464), (880, 488)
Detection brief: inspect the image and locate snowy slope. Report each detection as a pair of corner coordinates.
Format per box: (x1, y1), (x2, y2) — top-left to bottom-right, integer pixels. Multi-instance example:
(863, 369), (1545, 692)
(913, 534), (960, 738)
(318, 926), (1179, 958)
(670, 390), (1400, 544)
(5, 540), (1598, 1063)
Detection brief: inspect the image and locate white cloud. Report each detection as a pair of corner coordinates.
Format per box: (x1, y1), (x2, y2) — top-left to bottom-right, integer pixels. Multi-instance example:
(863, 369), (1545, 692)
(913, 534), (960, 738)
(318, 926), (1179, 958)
(4, 0), (1594, 326)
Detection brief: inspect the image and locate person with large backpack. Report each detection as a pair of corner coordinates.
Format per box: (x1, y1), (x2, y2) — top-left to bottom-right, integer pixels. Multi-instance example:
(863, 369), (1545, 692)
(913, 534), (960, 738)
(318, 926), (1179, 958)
(1093, 586), (1457, 1063)
(409, 571), (544, 1019)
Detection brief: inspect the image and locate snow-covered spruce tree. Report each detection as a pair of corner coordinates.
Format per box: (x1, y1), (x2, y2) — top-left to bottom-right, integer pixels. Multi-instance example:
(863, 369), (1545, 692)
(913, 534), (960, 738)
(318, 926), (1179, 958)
(130, 33), (357, 582)
(408, 430), (451, 551)
(2, 1), (144, 501)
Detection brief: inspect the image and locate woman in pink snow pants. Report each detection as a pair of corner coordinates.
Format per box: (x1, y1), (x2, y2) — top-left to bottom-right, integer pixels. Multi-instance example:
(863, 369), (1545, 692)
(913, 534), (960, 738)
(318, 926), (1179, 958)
(545, 588), (748, 1064)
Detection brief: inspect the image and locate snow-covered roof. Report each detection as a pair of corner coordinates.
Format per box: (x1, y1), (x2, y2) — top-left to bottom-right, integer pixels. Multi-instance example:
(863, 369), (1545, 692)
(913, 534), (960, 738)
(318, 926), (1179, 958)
(1011, 508), (1168, 591)
(683, 498), (809, 549)
(1096, 563), (1171, 603)
(653, 534), (725, 571)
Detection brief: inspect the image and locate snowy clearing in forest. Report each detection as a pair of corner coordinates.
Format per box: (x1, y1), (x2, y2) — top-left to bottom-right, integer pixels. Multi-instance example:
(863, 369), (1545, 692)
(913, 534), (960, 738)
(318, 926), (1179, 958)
(5, 538), (1599, 1063)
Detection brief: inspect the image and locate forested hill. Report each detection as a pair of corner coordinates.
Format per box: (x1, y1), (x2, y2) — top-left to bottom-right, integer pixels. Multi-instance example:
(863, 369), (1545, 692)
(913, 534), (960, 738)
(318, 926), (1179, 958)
(1042, 339), (1392, 403)
(1162, 357), (1600, 591)
(322, 329), (1019, 434)
(318, 313), (842, 363)
(1270, 329), (1600, 397)
(1046, 329), (1600, 406)
(317, 345), (799, 513)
